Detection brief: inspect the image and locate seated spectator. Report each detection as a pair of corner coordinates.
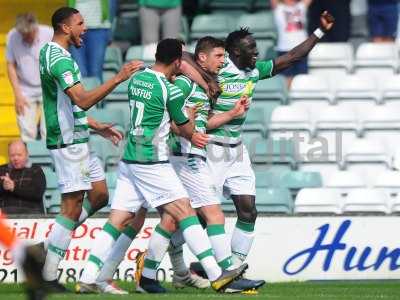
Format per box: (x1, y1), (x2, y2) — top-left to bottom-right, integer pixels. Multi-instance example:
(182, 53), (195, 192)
(0, 140), (46, 214)
(272, 0), (312, 87)
(368, 0), (399, 42)
(6, 13), (52, 141)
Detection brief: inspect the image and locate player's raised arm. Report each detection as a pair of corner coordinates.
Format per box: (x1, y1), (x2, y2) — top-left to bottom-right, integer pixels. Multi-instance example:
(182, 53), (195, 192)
(66, 60), (143, 110)
(272, 11), (334, 75)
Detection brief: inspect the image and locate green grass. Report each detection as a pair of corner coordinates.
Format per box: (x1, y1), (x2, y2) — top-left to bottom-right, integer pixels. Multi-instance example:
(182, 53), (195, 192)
(1, 281), (400, 300)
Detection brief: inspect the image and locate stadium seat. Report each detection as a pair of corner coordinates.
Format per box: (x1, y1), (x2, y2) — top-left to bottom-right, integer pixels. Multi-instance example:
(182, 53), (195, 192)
(269, 105), (313, 134)
(89, 135), (124, 171)
(254, 169), (285, 187)
(256, 187), (293, 214)
(256, 40), (276, 60)
(27, 141), (53, 169)
(43, 169), (59, 214)
(221, 197), (235, 212)
(308, 43), (354, 73)
(314, 105), (361, 136)
(88, 107), (128, 132)
(373, 171), (400, 192)
(359, 104), (400, 131)
(103, 46), (123, 73)
(113, 12), (141, 45)
(105, 79), (129, 102)
(335, 75), (381, 104)
(249, 138), (297, 168)
(125, 43), (157, 65)
(191, 14), (236, 40)
(250, 101), (279, 127)
(236, 13), (277, 41)
(379, 75), (400, 101)
(252, 75), (288, 103)
(243, 107), (267, 136)
(294, 188), (342, 214)
(343, 138), (391, 167)
(324, 170), (367, 189)
(342, 188), (390, 214)
(289, 74), (333, 103)
(354, 42), (399, 75)
(279, 171), (322, 190)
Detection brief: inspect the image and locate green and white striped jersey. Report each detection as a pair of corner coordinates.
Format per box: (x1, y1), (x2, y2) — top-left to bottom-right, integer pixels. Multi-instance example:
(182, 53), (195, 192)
(39, 42), (89, 149)
(123, 68), (189, 163)
(170, 75), (210, 158)
(208, 56), (274, 144)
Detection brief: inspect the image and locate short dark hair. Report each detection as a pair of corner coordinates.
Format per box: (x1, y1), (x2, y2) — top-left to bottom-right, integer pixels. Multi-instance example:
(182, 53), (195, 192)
(225, 27), (253, 54)
(155, 39), (183, 65)
(194, 36), (225, 60)
(51, 7), (80, 31)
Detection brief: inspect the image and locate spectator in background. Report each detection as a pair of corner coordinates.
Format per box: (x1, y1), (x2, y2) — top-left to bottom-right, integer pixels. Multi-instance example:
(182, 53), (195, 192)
(307, 0), (350, 42)
(368, 0), (398, 42)
(68, 0), (112, 81)
(139, 0), (182, 45)
(272, 0), (312, 87)
(6, 13), (52, 141)
(0, 140), (46, 214)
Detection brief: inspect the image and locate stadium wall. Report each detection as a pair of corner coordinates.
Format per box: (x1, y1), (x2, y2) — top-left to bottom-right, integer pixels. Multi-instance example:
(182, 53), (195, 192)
(0, 217), (399, 283)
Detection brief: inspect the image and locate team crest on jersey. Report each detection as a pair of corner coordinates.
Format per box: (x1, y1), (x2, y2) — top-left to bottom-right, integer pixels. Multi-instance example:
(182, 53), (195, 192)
(62, 71), (74, 85)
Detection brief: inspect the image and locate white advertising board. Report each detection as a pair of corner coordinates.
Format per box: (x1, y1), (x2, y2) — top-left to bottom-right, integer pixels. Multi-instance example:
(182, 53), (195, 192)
(0, 217), (399, 283)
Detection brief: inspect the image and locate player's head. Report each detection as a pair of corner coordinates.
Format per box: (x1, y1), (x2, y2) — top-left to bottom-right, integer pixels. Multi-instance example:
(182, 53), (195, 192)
(8, 140), (28, 170)
(15, 13), (38, 45)
(155, 38), (183, 76)
(225, 27), (258, 70)
(195, 36), (225, 75)
(51, 7), (86, 48)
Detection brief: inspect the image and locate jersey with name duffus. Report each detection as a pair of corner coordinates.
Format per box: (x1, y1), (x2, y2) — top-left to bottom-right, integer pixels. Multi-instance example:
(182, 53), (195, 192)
(123, 68), (189, 163)
(208, 56), (274, 144)
(39, 42), (88, 149)
(171, 75), (210, 158)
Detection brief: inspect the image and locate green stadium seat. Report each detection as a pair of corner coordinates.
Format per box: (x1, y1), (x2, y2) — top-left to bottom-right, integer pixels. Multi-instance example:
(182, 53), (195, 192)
(254, 167), (291, 187)
(87, 107), (127, 132)
(221, 197), (235, 212)
(257, 40), (276, 60)
(88, 135), (124, 171)
(103, 46), (123, 73)
(180, 16), (190, 42)
(103, 70), (116, 82)
(113, 12), (140, 44)
(252, 75), (288, 104)
(106, 80), (129, 102)
(243, 107), (267, 136)
(253, 0), (272, 10)
(125, 44), (156, 65)
(236, 13), (277, 41)
(249, 138), (297, 168)
(46, 190), (61, 214)
(279, 171), (323, 190)
(191, 14), (236, 40)
(256, 187), (293, 214)
(27, 140), (53, 169)
(43, 169), (58, 214)
(81, 77), (101, 90)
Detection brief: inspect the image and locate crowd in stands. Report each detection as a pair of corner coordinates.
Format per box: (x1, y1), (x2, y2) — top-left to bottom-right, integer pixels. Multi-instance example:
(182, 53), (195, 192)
(2, 0), (400, 215)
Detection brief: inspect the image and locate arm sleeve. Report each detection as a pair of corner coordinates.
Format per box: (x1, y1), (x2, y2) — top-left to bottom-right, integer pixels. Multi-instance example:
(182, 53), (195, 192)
(5, 31), (15, 62)
(166, 85), (189, 126)
(256, 60), (275, 80)
(50, 58), (80, 91)
(174, 76), (194, 100)
(12, 167), (46, 203)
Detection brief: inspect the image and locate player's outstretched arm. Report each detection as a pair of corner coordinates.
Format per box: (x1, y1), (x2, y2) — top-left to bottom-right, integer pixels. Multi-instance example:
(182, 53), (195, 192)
(88, 117), (124, 145)
(66, 60), (143, 110)
(272, 11), (334, 75)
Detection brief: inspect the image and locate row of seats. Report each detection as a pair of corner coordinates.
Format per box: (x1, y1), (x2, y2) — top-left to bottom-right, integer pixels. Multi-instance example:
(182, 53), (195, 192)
(308, 42), (400, 75)
(295, 188), (400, 215)
(290, 74), (400, 104)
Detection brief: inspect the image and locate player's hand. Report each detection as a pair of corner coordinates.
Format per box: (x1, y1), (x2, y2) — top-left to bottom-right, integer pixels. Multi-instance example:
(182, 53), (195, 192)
(95, 123), (124, 145)
(320, 11), (334, 32)
(15, 94), (30, 116)
(190, 132), (209, 148)
(229, 95), (249, 118)
(115, 60), (144, 83)
(186, 106), (197, 121)
(1, 173), (15, 192)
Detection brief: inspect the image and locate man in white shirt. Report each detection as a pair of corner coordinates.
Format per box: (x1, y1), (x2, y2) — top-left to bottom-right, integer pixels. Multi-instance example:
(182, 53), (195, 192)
(6, 13), (53, 141)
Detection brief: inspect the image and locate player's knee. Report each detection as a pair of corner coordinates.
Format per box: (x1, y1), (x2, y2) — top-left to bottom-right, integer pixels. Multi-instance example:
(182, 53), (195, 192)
(237, 206), (257, 223)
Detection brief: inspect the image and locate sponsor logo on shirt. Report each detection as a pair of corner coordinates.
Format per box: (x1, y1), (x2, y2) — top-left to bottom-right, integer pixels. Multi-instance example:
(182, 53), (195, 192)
(222, 82), (246, 94)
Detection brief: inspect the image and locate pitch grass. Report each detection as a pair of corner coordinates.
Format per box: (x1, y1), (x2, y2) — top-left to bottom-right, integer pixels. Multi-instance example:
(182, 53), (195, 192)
(1, 281), (399, 300)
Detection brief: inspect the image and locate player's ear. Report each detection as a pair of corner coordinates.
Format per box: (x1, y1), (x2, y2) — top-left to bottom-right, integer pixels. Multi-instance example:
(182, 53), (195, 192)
(198, 51), (207, 63)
